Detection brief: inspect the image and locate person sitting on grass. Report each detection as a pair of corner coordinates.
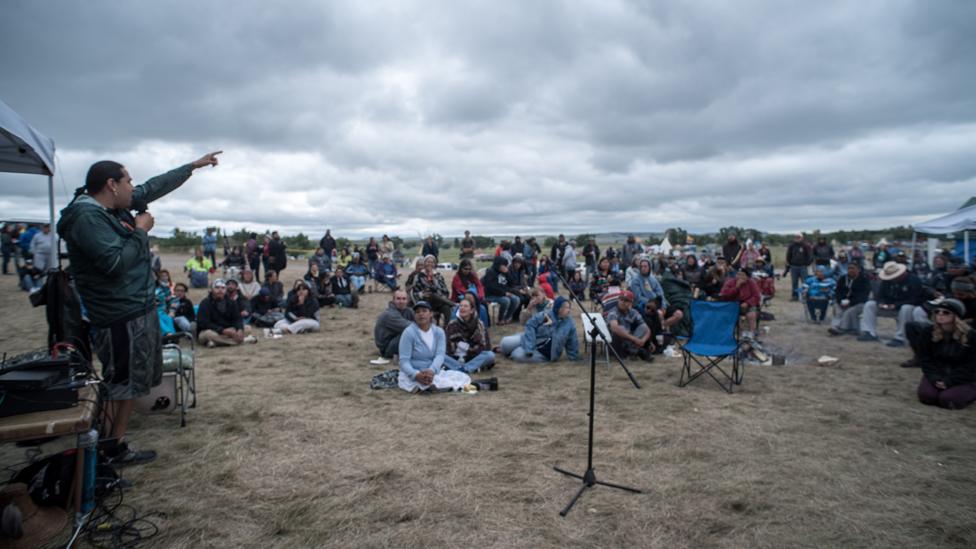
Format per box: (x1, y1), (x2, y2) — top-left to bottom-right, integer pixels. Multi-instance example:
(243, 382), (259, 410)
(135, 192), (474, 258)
(398, 301), (471, 393)
(608, 290), (653, 362)
(630, 258), (668, 312)
(682, 254), (704, 288)
(720, 267), (762, 339)
(568, 269), (588, 302)
(185, 247), (213, 288)
(589, 257), (613, 301)
(857, 261), (924, 347)
(250, 287), (285, 328)
(445, 295), (496, 373)
(197, 279), (257, 347)
(263, 269), (285, 307)
(526, 287), (552, 316)
(312, 270), (336, 308)
(331, 266), (360, 309)
(168, 282), (196, 333)
(274, 281), (321, 334)
(225, 278), (252, 325)
(483, 256), (521, 325)
(802, 266), (836, 323)
(372, 290), (415, 365)
(308, 246), (331, 274)
(18, 259), (44, 292)
(828, 262), (872, 336)
(499, 296), (580, 363)
(374, 255), (399, 291)
(221, 245), (247, 279)
(911, 299), (976, 409)
(238, 268), (261, 300)
(410, 255), (453, 325)
(345, 254), (369, 294)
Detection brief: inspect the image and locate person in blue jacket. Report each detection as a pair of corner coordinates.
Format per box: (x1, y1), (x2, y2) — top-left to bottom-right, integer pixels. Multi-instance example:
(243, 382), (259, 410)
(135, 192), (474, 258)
(630, 258), (668, 311)
(499, 296), (580, 363)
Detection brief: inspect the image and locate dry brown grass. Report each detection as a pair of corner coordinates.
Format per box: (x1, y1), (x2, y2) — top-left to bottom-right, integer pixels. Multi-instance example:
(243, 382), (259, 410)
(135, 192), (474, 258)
(2, 255), (976, 548)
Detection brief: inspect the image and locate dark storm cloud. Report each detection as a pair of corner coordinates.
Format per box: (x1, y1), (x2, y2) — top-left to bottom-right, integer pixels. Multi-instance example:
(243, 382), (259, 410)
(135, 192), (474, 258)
(1, 0), (974, 237)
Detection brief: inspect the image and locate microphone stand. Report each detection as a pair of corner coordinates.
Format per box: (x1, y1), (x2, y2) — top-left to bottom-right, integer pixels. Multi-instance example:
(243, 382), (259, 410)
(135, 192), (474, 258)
(549, 266), (642, 516)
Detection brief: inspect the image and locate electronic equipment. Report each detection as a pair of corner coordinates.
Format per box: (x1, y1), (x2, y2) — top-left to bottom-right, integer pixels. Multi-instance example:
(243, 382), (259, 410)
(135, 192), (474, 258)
(0, 351), (80, 418)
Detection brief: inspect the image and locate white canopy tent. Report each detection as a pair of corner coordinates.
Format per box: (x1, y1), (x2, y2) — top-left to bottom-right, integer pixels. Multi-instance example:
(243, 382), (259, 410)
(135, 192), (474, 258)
(911, 204), (976, 265)
(0, 98), (57, 229)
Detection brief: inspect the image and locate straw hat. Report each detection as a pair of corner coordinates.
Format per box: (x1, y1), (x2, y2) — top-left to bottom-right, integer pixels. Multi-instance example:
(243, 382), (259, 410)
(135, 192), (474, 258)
(878, 261), (907, 281)
(0, 483), (67, 548)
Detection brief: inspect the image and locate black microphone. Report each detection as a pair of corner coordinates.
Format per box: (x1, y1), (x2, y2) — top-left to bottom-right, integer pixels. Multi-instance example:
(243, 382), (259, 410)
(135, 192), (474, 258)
(131, 196), (149, 214)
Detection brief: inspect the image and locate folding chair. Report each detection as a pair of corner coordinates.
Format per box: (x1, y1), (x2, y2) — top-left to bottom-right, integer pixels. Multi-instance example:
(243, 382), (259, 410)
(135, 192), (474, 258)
(679, 301), (742, 393)
(580, 312), (611, 369)
(161, 332), (196, 427)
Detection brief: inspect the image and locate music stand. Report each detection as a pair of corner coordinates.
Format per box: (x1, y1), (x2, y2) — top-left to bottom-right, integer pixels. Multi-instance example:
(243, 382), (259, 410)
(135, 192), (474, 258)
(549, 267), (642, 516)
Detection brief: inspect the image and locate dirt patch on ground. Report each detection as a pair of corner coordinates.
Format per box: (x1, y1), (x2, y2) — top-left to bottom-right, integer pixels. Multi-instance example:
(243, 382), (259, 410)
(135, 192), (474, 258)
(1, 256), (975, 548)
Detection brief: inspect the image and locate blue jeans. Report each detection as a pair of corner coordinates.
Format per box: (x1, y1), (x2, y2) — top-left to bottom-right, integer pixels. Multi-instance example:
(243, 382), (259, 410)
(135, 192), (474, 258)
(21, 274), (42, 292)
(444, 351), (496, 373)
(486, 295), (518, 322)
(789, 266), (808, 298)
(336, 294), (356, 308)
(500, 334), (547, 363)
(350, 275), (366, 291)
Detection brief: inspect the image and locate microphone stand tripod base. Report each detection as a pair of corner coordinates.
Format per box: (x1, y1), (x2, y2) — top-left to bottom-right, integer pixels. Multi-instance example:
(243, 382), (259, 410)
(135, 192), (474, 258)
(553, 465), (641, 517)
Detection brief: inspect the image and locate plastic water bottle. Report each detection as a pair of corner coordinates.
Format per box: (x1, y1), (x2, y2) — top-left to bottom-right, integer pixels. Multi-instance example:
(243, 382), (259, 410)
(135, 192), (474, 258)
(78, 429), (98, 514)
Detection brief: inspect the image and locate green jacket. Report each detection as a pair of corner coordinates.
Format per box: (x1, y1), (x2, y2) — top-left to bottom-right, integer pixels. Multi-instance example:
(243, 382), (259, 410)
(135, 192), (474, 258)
(57, 165), (193, 328)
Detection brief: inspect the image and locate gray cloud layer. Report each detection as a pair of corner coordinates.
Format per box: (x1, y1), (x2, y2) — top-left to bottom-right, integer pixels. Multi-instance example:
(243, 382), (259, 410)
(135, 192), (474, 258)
(1, 0), (974, 237)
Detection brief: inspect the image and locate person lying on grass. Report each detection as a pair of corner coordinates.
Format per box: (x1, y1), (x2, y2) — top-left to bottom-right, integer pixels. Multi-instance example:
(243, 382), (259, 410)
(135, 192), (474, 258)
(910, 298), (976, 410)
(498, 296), (580, 363)
(398, 301), (470, 392)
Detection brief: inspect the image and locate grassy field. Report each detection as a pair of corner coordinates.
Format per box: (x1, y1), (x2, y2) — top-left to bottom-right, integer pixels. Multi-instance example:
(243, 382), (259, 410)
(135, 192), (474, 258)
(1, 254), (974, 548)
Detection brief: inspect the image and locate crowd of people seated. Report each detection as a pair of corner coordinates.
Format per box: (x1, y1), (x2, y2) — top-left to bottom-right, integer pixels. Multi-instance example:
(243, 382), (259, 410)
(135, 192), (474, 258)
(31, 221), (969, 406)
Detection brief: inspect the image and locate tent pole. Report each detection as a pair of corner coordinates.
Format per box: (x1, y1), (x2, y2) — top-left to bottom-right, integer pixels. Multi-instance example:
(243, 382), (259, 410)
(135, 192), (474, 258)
(909, 232), (917, 269)
(966, 231), (971, 265)
(48, 174), (55, 228)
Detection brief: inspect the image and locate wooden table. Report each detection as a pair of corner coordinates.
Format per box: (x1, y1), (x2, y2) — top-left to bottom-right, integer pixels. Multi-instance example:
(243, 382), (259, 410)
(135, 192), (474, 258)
(0, 386), (98, 527)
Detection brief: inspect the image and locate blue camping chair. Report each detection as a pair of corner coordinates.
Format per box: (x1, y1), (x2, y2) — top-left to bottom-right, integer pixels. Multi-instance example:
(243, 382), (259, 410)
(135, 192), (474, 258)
(679, 300), (743, 393)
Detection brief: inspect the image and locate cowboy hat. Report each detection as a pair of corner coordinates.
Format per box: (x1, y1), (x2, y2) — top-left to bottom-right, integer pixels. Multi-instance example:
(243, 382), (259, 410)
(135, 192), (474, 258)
(878, 261), (907, 281)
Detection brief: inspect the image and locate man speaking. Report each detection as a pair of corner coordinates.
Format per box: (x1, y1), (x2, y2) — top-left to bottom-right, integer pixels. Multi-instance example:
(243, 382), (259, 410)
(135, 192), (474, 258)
(57, 151), (222, 465)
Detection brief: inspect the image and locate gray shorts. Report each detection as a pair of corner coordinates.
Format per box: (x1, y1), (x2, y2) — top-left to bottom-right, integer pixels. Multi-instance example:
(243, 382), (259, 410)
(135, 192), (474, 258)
(93, 309), (162, 400)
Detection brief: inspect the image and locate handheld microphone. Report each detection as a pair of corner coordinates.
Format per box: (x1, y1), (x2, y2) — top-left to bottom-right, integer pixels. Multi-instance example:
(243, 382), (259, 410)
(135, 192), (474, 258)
(131, 197), (149, 214)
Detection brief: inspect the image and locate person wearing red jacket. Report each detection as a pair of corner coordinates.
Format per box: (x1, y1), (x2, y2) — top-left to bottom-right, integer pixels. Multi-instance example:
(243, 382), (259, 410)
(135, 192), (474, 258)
(720, 268), (762, 338)
(450, 259), (485, 302)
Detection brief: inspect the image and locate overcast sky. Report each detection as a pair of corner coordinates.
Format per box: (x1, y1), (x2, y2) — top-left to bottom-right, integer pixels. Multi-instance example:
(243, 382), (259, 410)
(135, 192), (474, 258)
(1, 1), (974, 239)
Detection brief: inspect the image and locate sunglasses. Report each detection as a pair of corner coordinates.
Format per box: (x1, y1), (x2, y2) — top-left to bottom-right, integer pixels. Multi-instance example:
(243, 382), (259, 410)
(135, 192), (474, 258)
(933, 309), (954, 316)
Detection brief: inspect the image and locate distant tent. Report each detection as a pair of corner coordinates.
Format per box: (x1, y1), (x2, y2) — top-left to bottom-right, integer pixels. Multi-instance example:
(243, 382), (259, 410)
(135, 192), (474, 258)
(960, 196), (976, 210)
(912, 204), (976, 265)
(0, 98), (57, 228)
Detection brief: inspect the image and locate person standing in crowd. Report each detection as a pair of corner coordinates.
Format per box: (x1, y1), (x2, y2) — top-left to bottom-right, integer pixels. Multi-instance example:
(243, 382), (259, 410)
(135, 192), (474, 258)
(421, 235), (439, 262)
(17, 223), (38, 261)
(58, 150), (222, 465)
(812, 237), (835, 267)
(28, 223), (55, 273)
(365, 237), (380, 275)
(722, 234), (743, 268)
(1, 224), (15, 275)
(550, 234), (569, 277)
(319, 229), (337, 261)
(620, 235), (642, 272)
(268, 231), (288, 274)
(246, 232), (261, 280)
(583, 237), (600, 278)
(202, 227), (217, 267)
(785, 232), (813, 300)
(460, 230), (476, 260)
